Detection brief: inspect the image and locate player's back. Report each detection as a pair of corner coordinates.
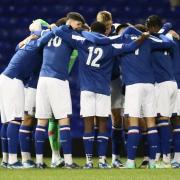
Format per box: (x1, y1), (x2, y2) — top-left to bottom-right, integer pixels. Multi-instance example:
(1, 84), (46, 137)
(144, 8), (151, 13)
(2, 40), (42, 81)
(121, 36), (155, 85)
(111, 59), (120, 81)
(77, 40), (116, 95)
(40, 35), (73, 80)
(152, 47), (174, 83)
(172, 39), (180, 88)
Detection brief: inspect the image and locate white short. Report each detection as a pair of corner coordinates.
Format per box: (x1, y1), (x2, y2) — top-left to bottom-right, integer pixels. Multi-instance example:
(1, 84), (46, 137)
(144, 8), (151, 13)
(111, 78), (124, 109)
(25, 87), (36, 116)
(35, 77), (72, 119)
(173, 89), (180, 116)
(155, 81), (177, 117)
(124, 83), (156, 118)
(80, 90), (111, 117)
(0, 74), (25, 123)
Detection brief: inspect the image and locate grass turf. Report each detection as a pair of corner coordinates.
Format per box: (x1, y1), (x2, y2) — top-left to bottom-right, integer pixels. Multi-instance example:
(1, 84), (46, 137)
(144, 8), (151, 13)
(0, 158), (179, 180)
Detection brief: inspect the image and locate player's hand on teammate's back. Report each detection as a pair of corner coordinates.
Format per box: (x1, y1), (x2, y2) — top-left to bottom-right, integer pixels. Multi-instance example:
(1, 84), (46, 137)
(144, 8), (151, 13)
(50, 23), (57, 30)
(19, 34), (38, 48)
(135, 32), (150, 45)
(30, 34), (39, 40)
(168, 30), (180, 40)
(141, 32), (150, 39)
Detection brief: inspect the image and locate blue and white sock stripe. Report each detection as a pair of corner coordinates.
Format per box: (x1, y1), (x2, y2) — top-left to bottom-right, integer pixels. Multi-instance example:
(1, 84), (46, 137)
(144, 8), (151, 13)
(83, 136), (94, 140)
(10, 121), (21, 125)
(147, 129), (158, 134)
(173, 126), (180, 133)
(128, 126), (139, 134)
(19, 125), (32, 133)
(147, 127), (158, 134)
(1, 137), (7, 140)
(59, 126), (71, 131)
(36, 125), (46, 132)
(97, 136), (109, 140)
(128, 129), (139, 134)
(157, 120), (170, 127)
(19, 129), (31, 133)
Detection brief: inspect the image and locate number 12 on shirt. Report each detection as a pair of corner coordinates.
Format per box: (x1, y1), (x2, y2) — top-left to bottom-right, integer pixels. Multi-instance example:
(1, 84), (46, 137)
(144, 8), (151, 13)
(86, 47), (103, 67)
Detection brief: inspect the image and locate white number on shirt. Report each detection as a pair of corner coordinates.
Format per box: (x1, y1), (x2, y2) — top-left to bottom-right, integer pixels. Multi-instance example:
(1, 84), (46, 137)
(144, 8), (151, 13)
(47, 36), (62, 47)
(86, 47), (103, 67)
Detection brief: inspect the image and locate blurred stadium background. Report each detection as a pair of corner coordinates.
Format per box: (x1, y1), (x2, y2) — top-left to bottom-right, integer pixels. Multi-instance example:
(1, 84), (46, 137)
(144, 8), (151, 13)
(0, 0), (180, 156)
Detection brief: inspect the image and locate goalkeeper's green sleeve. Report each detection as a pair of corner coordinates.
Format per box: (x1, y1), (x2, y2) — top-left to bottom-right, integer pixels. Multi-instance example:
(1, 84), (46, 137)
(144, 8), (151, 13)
(68, 50), (78, 74)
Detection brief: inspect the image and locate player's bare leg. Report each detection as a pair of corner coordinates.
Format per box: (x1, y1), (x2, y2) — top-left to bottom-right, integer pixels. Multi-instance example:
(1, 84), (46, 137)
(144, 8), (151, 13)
(94, 117), (99, 141)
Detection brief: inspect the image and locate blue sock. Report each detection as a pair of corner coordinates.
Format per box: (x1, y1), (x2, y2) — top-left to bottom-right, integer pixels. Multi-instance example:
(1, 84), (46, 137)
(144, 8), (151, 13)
(111, 126), (122, 156)
(122, 129), (128, 153)
(35, 125), (46, 155)
(1, 123), (8, 154)
(97, 132), (109, 157)
(156, 129), (161, 156)
(147, 127), (159, 160)
(141, 131), (149, 157)
(169, 126), (174, 154)
(158, 120), (171, 156)
(7, 122), (20, 154)
(173, 125), (180, 153)
(19, 125), (32, 153)
(59, 125), (71, 154)
(83, 132), (94, 162)
(127, 126), (140, 160)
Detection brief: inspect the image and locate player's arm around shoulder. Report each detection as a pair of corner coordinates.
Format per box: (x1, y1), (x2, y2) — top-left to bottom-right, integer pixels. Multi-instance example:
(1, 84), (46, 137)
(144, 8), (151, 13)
(18, 34), (39, 49)
(112, 32), (150, 56)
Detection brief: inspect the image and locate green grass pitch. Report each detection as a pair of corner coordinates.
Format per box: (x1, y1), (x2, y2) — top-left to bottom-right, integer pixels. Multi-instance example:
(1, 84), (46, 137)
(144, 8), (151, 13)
(0, 158), (179, 180)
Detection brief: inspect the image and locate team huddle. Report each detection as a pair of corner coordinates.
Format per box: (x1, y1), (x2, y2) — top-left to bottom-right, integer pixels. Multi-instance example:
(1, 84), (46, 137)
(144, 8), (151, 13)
(0, 10), (180, 169)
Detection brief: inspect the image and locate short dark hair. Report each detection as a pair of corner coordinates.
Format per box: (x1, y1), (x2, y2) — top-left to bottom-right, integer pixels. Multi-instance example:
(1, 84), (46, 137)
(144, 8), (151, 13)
(135, 24), (147, 32)
(55, 17), (67, 26)
(90, 21), (106, 35)
(116, 23), (129, 34)
(66, 12), (85, 24)
(145, 15), (162, 29)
